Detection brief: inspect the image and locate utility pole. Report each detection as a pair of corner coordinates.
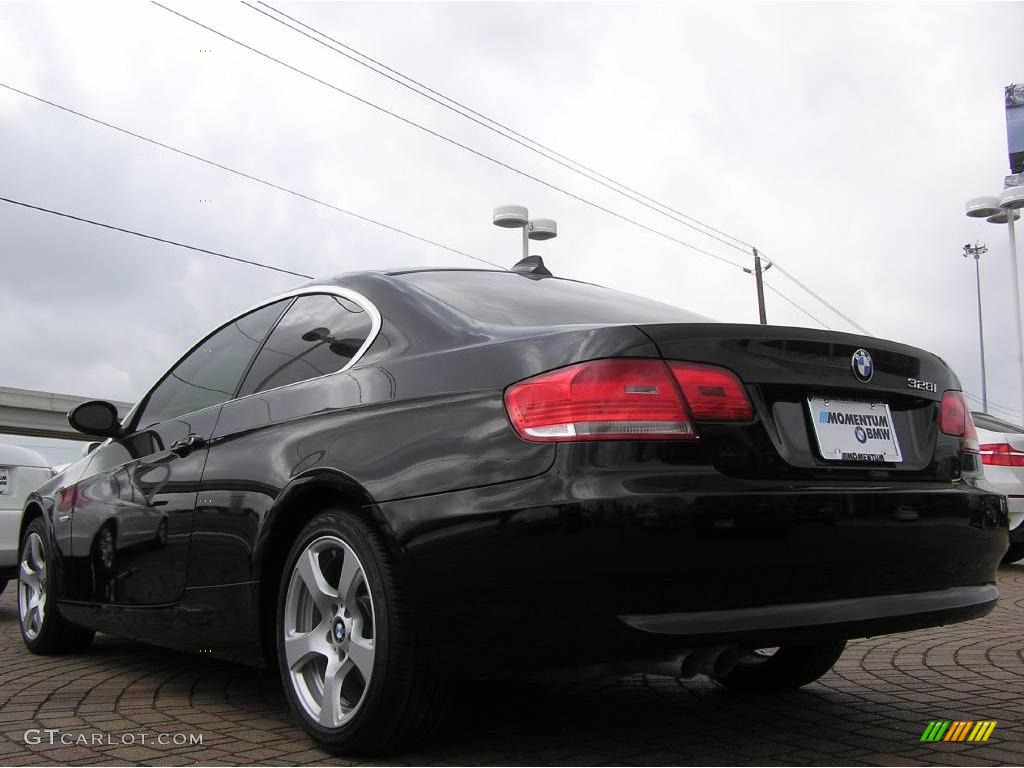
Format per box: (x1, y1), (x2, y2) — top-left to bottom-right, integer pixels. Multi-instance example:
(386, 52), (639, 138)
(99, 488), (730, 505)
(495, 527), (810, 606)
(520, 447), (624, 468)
(743, 248), (771, 324)
(752, 248), (768, 324)
(964, 241), (989, 413)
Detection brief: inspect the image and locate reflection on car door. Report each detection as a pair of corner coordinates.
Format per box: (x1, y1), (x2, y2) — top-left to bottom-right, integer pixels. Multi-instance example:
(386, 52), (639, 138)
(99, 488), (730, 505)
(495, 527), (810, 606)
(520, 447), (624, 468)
(191, 292), (376, 587)
(67, 408), (220, 604)
(63, 298), (292, 606)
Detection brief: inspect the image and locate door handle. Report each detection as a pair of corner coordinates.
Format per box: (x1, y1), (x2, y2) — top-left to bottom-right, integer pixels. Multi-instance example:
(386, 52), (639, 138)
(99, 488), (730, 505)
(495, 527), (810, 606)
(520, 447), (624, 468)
(168, 434), (207, 457)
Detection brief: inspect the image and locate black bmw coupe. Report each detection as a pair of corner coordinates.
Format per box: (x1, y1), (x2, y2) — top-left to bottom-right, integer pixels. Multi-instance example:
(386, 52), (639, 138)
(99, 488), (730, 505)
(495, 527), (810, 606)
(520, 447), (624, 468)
(17, 261), (1007, 753)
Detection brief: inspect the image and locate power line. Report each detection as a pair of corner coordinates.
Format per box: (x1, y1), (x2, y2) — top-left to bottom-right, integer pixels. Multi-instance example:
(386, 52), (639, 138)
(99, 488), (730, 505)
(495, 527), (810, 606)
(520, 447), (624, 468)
(1, 81), (828, 327)
(760, 259), (870, 335)
(246, 0), (871, 335)
(967, 391), (1021, 413)
(1, 33), (854, 332)
(0, 196), (314, 278)
(963, 391), (1023, 420)
(762, 280), (831, 330)
(245, 0), (754, 257)
(0, 81), (503, 271)
(151, 1), (750, 274)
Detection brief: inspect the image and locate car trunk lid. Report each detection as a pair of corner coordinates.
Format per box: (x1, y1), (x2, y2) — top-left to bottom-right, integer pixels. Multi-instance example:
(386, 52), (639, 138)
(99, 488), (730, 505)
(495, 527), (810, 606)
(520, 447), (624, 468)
(637, 323), (964, 480)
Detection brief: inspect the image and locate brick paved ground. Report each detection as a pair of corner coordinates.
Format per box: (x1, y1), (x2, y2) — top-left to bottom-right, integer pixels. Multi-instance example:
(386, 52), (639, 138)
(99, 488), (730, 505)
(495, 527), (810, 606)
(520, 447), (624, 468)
(0, 564), (1021, 766)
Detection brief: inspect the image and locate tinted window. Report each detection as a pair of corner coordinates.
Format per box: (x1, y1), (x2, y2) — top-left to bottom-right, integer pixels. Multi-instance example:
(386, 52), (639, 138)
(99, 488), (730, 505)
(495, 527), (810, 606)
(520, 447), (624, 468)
(135, 300), (291, 429)
(398, 270), (709, 326)
(238, 293), (373, 396)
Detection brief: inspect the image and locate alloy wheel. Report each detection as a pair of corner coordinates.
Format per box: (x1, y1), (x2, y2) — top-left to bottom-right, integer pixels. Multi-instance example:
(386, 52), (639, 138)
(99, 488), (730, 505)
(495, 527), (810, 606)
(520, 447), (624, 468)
(19, 532), (47, 640)
(283, 535), (376, 729)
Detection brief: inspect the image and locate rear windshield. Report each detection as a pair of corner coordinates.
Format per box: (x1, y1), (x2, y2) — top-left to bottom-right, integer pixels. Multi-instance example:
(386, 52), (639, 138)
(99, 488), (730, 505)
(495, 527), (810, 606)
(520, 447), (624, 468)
(397, 270), (709, 326)
(972, 412), (1024, 434)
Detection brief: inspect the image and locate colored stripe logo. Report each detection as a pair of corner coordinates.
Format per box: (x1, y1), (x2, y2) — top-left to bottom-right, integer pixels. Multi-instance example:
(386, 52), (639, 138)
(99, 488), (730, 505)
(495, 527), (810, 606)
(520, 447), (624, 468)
(921, 721), (997, 742)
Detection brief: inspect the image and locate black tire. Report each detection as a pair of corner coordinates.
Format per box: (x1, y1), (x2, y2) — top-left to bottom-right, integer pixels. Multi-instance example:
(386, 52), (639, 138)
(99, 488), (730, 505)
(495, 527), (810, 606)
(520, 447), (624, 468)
(18, 518), (95, 654)
(276, 509), (446, 755)
(1003, 543), (1024, 564)
(0, 578), (7, 597)
(713, 641), (846, 692)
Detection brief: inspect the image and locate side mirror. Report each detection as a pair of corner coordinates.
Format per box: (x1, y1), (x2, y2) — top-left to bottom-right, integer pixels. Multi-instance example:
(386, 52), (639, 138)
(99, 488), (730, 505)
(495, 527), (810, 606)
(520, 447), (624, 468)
(329, 338), (361, 358)
(68, 401), (124, 439)
(301, 327), (331, 342)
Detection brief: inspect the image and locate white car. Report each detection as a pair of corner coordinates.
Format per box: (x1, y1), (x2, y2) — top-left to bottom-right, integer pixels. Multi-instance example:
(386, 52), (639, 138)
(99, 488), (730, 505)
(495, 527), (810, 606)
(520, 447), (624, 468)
(973, 412), (1024, 563)
(0, 445), (53, 591)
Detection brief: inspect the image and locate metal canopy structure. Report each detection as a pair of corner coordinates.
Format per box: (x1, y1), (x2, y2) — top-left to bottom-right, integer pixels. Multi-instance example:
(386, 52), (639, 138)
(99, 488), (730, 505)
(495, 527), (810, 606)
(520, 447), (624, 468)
(0, 386), (133, 442)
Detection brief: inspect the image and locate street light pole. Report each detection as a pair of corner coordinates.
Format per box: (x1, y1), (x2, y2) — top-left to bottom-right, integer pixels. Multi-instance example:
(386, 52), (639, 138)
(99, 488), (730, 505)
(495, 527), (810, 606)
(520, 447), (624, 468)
(965, 189), (1024, 418)
(963, 242), (989, 412)
(997, 183), (1024, 418)
(1007, 213), (1024, 416)
(493, 205), (558, 264)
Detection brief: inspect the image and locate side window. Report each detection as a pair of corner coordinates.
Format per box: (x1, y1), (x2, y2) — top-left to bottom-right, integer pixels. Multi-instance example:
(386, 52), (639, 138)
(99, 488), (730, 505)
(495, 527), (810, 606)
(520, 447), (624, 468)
(134, 300), (291, 429)
(238, 293), (373, 396)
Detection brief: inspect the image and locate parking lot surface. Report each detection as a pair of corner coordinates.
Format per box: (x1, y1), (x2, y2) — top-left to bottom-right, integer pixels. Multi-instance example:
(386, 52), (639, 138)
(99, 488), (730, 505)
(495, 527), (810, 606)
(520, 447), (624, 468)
(0, 564), (1021, 766)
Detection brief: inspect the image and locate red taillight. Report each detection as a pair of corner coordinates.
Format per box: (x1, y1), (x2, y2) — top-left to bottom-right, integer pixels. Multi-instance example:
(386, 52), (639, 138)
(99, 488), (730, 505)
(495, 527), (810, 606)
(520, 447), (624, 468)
(668, 362), (754, 421)
(979, 443), (1024, 466)
(56, 484), (77, 512)
(503, 358), (751, 442)
(939, 391), (979, 453)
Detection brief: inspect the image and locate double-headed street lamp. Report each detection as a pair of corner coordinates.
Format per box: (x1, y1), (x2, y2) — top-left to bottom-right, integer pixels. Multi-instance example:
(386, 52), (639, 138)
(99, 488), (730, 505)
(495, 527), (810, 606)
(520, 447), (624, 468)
(493, 205), (557, 262)
(963, 241), (989, 412)
(965, 183), (1024, 417)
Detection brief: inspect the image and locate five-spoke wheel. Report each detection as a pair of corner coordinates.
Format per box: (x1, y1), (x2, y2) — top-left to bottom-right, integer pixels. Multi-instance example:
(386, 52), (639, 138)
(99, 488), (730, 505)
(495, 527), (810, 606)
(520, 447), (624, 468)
(17, 517), (94, 654)
(284, 535), (376, 728)
(277, 510), (446, 755)
(18, 531), (47, 641)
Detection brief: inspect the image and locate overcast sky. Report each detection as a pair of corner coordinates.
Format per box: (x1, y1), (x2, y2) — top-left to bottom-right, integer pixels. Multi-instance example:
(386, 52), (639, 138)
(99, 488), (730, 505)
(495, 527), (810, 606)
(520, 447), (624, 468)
(2, 1), (1023, 463)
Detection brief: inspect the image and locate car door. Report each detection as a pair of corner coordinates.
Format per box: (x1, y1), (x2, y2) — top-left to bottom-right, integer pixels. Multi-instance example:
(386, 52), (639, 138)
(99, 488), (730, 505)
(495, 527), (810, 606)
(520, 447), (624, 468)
(64, 299), (291, 605)
(189, 291), (377, 587)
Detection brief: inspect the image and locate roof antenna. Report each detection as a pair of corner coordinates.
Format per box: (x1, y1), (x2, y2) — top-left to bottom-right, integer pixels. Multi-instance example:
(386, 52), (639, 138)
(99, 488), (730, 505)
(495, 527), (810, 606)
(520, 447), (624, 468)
(511, 255), (553, 276)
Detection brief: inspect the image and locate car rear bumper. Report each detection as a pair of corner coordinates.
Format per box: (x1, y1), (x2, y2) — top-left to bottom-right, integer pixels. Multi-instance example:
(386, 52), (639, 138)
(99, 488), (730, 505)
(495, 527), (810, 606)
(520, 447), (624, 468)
(0, 508), (21, 568)
(1008, 496), (1024, 535)
(620, 585), (998, 646)
(381, 462), (1008, 676)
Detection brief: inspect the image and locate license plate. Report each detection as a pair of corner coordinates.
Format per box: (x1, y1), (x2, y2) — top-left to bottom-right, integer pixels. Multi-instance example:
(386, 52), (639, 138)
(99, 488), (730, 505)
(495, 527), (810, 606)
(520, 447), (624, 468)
(807, 397), (903, 463)
(0, 467), (8, 495)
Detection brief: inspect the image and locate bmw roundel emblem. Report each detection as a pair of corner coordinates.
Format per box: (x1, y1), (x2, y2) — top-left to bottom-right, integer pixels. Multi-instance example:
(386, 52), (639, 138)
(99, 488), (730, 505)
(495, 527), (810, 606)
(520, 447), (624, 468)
(851, 348), (873, 383)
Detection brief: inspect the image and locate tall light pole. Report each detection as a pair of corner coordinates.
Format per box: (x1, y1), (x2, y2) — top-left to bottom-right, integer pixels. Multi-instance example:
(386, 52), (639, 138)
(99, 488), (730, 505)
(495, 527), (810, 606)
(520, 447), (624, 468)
(965, 186), (1024, 417)
(492, 205), (557, 262)
(963, 241), (989, 412)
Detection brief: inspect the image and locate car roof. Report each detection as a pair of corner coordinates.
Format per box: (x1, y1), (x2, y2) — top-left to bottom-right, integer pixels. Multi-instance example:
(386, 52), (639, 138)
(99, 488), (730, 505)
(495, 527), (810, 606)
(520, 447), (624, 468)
(971, 412), (1024, 434)
(0, 444), (50, 468)
(386, 267), (502, 276)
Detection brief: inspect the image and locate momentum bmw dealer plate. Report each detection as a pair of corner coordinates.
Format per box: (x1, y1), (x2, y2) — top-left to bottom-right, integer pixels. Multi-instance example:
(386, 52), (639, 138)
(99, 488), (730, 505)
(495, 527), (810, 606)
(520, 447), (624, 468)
(808, 397), (903, 463)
